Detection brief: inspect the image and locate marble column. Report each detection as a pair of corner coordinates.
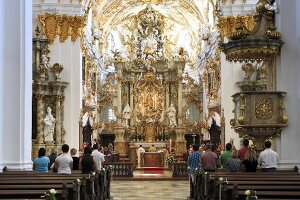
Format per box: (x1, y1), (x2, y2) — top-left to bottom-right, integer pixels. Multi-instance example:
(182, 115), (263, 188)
(114, 63), (123, 126)
(176, 61), (185, 126)
(55, 96), (62, 144)
(130, 73), (134, 126)
(175, 61), (186, 154)
(165, 73), (170, 125)
(36, 93), (45, 144)
(0, 0), (33, 171)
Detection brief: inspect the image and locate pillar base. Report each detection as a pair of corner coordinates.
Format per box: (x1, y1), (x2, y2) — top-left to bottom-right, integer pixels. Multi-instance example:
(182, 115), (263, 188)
(0, 162), (33, 172)
(114, 141), (127, 154)
(175, 140), (187, 155)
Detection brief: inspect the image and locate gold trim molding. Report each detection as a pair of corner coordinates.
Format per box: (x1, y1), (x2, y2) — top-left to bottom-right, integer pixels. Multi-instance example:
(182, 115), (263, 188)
(220, 38), (283, 62)
(218, 14), (259, 39)
(39, 13), (86, 44)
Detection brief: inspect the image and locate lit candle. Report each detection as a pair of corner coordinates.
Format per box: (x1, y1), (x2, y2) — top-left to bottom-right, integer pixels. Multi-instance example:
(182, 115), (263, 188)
(169, 139), (172, 149)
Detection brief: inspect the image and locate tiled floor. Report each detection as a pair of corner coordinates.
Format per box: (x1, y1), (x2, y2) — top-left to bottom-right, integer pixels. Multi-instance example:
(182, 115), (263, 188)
(110, 180), (190, 200)
(110, 168), (190, 199)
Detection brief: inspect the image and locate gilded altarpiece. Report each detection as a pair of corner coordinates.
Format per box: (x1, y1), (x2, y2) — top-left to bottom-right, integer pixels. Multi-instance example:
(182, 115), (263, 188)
(32, 27), (69, 159)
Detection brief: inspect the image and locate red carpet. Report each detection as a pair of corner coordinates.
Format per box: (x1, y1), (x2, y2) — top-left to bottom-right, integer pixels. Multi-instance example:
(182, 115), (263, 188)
(143, 167), (164, 174)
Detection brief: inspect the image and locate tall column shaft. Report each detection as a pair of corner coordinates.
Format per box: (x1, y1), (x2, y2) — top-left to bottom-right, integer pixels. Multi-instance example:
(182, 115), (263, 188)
(55, 96), (62, 144)
(177, 62), (185, 126)
(0, 0), (33, 171)
(117, 82), (122, 125)
(36, 94), (45, 144)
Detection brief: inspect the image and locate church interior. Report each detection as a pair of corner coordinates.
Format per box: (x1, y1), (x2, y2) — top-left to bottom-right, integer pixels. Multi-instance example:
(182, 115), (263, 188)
(1, 0), (300, 199)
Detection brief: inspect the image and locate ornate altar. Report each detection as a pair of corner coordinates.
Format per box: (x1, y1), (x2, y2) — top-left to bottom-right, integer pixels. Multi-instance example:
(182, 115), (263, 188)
(91, 6), (205, 156)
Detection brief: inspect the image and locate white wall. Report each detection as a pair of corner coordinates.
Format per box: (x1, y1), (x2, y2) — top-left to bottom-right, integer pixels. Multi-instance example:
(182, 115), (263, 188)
(221, 52), (244, 149)
(0, 0), (33, 171)
(275, 0), (300, 169)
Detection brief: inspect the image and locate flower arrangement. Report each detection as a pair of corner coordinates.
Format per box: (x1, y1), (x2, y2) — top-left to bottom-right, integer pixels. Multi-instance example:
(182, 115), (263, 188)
(76, 179), (81, 190)
(41, 189), (57, 200)
(99, 167), (106, 175)
(245, 190), (251, 200)
(90, 171), (96, 181)
(166, 155), (175, 167)
(49, 189), (57, 200)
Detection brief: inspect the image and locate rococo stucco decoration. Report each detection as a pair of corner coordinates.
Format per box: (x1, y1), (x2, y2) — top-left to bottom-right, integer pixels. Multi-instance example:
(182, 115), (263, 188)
(78, 0), (219, 155)
(39, 13), (86, 43)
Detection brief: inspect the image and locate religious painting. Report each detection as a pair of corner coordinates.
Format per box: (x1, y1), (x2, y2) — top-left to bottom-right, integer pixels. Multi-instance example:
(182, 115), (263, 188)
(134, 71), (165, 124)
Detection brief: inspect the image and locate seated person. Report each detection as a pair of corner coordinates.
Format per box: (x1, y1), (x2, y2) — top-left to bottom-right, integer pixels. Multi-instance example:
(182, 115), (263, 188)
(33, 147), (50, 173)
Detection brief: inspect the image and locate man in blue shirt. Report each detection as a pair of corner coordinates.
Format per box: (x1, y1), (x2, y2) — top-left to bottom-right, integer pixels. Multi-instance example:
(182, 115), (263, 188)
(188, 144), (201, 199)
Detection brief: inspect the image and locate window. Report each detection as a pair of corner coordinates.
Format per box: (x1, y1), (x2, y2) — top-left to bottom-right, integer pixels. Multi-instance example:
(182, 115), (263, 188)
(108, 108), (116, 121)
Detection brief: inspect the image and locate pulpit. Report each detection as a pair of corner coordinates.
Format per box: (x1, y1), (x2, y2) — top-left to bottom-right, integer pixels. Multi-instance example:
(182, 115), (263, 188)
(142, 152), (163, 167)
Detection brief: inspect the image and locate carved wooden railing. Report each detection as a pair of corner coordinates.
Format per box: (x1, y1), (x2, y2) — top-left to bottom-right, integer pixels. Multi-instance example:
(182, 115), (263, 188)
(109, 162), (133, 177)
(172, 162), (188, 177)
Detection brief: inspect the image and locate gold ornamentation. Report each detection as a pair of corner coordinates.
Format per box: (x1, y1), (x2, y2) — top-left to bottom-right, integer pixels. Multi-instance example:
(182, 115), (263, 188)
(218, 14), (260, 39)
(39, 13), (58, 44)
(255, 98), (273, 120)
(139, 0), (163, 4)
(264, 11), (282, 40)
(39, 13), (86, 44)
(279, 93), (288, 124)
(58, 15), (71, 43)
(231, 92), (288, 139)
(221, 44), (282, 62)
(134, 71), (165, 123)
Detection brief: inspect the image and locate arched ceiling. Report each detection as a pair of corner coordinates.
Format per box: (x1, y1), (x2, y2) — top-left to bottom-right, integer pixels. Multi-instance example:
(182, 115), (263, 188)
(86, 0), (217, 76)
(92, 0), (211, 36)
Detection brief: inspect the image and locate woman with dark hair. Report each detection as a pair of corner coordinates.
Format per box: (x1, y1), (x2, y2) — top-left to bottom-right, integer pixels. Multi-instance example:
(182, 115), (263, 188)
(33, 147), (50, 173)
(79, 146), (97, 174)
(243, 149), (258, 172)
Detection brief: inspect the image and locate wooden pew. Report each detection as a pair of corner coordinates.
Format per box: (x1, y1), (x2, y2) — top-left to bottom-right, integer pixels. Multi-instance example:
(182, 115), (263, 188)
(208, 171), (300, 200)
(0, 174), (82, 200)
(0, 167), (112, 200)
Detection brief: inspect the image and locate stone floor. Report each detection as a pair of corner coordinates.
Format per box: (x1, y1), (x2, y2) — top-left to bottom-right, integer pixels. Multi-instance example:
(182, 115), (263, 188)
(110, 169), (190, 200)
(110, 180), (190, 200)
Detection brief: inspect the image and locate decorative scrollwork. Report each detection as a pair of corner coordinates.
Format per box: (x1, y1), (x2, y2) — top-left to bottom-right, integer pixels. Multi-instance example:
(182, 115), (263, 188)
(255, 98), (273, 120)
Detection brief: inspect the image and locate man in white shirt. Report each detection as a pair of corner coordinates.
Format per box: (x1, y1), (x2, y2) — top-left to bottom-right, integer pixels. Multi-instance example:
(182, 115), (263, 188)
(54, 144), (73, 174)
(137, 145), (145, 168)
(258, 140), (278, 172)
(91, 143), (105, 172)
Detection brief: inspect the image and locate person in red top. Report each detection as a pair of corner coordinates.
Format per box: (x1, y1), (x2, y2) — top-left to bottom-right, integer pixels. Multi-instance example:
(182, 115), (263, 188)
(238, 139), (249, 171)
(201, 144), (218, 172)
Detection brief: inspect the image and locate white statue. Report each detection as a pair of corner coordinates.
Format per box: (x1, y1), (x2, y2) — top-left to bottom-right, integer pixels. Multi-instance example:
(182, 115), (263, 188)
(44, 106), (56, 143)
(122, 104), (132, 127)
(41, 54), (50, 70)
(166, 104), (177, 128)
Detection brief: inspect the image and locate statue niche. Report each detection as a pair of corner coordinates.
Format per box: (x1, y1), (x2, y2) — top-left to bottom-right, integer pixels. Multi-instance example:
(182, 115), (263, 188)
(134, 71), (165, 142)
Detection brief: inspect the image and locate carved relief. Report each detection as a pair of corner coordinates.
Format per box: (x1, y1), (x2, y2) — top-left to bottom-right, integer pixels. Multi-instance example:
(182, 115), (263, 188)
(255, 98), (273, 120)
